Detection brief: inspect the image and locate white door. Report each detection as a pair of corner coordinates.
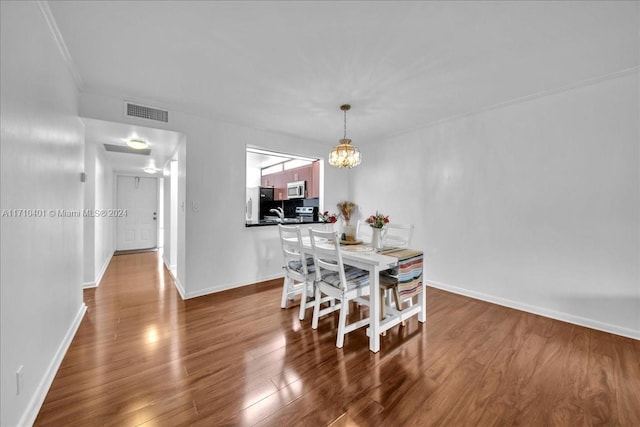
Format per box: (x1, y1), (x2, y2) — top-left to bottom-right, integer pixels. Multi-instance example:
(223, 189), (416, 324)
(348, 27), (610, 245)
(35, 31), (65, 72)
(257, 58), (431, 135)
(116, 176), (158, 251)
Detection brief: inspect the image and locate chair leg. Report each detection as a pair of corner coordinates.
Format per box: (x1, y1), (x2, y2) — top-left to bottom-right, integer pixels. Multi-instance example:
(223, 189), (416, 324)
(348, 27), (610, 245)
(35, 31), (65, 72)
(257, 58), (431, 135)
(392, 285), (406, 326)
(380, 288), (387, 336)
(312, 285), (321, 329)
(281, 277), (291, 309)
(298, 281), (309, 320)
(393, 286), (402, 311)
(336, 297), (348, 348)
(385, 288), (392, 306)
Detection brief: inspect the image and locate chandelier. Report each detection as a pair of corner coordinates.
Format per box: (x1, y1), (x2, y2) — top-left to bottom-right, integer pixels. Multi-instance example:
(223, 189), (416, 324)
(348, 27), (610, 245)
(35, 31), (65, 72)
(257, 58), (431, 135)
(328, 104), (361, 168)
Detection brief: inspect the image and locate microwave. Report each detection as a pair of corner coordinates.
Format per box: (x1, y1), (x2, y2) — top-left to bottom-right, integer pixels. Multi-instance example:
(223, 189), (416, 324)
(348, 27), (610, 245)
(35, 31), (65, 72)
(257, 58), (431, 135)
(287, 181), (306, 199)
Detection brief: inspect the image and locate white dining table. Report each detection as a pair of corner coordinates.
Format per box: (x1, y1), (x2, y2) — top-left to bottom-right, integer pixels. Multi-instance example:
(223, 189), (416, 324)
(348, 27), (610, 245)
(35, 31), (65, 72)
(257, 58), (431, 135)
(299, 236), (426, 353)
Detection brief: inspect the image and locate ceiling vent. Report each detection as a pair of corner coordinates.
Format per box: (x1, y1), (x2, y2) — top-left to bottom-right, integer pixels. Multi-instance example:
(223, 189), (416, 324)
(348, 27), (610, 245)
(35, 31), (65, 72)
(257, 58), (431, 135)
(124, 102), (169, 123)
(104, 144), (151, 156)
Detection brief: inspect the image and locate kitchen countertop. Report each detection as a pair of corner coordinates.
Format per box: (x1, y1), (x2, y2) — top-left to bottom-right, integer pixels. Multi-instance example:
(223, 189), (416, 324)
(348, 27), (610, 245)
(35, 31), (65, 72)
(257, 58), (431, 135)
(245, 219), (324, 227)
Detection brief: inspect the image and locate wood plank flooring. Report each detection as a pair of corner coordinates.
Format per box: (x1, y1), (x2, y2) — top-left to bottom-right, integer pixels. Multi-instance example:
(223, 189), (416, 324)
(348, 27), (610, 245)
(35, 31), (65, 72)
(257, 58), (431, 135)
(35, 252), (639, 426)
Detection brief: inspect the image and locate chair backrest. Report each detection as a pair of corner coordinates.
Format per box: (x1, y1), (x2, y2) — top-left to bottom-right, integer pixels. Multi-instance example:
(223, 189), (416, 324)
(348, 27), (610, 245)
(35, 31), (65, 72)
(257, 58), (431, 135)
(308, 228), (348, 291)
(319, 222), (337, 233)
(278, 224), (311, 279)
(382, 223), (415, 248)
(356, 219), (372, 242)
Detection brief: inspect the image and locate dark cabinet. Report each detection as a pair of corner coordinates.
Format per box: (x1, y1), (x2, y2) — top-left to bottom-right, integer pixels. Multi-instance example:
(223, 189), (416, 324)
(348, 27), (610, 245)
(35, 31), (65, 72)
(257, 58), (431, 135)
(259, 187), (274, 201)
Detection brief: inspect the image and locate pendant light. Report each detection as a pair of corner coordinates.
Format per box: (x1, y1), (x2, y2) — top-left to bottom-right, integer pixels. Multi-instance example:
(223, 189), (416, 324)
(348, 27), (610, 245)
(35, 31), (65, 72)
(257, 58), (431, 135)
(328, 104), (361, 168)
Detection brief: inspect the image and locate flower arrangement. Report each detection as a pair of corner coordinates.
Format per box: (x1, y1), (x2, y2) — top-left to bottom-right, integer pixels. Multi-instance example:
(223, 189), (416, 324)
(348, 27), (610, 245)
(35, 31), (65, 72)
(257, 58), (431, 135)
(319, 211), (338, 223)
(336, 201), (357, 222)
(366, 211), (389, 229)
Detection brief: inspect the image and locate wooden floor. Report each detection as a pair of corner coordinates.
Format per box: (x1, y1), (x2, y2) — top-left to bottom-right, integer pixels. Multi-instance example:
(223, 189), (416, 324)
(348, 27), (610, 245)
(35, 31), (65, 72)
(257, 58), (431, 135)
(35, 252), (639, 426)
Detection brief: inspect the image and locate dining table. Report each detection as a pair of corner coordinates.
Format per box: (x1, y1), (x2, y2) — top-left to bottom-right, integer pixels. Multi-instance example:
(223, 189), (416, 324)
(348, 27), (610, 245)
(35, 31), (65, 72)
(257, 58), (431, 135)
(299, 235), (426, 353)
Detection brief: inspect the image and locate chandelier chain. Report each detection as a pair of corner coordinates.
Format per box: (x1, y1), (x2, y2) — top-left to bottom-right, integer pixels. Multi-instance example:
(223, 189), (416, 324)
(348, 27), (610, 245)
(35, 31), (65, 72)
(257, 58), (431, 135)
(344, 108), (347, 139)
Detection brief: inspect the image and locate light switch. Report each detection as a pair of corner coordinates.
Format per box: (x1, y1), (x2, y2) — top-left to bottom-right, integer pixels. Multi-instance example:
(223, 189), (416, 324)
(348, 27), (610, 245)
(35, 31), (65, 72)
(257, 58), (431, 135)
(192, 201), (200, 212)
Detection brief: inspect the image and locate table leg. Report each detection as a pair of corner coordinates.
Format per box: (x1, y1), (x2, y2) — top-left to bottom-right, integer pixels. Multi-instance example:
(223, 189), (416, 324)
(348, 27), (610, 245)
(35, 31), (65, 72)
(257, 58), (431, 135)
(369, 265), (381, 353)
(418, 279), (426, 323)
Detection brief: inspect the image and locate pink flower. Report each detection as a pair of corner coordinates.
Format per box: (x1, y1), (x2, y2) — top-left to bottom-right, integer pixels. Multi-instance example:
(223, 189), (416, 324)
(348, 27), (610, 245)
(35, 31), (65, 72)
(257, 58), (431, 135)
(367, 211), (389, 228)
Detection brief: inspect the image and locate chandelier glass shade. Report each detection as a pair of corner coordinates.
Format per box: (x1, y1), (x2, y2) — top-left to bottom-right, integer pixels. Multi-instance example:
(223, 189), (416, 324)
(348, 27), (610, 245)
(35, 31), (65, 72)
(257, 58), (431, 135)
(329, 138), (361, 168)
(329, 104), (361, 168)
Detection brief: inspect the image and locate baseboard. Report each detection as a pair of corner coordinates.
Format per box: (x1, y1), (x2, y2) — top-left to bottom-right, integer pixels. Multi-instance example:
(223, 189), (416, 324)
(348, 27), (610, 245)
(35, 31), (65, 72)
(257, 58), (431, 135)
(94, 252), (113, 287)
(184, 273), (285, 300)
(18, 302), (87, 426)
(428, 280), (640, 340)
(162, 259), (185, 300)
(173, 275), (186, 300)
(83, 252), (113, 289)
(162, 256), (177, 277)
(162, 257), (284, 300)
(162, 255), (171, 270)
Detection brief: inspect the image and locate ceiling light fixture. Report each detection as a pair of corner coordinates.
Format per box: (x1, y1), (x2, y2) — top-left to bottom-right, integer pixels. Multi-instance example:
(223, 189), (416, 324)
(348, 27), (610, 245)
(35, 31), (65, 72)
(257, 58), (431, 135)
(143, 167), (157, 174)
(126, 138), (148, 150)
(329, 104), (361, 168)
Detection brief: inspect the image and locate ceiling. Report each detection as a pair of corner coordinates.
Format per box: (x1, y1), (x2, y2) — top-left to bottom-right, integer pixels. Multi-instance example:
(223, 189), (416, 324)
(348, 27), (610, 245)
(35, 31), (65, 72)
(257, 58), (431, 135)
(83, 118), (182, 175)
(49, 1), (638, 152)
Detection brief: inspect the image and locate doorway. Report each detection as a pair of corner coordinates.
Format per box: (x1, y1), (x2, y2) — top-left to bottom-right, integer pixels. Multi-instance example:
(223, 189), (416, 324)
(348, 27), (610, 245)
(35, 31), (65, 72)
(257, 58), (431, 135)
(116, 175), (158, 251)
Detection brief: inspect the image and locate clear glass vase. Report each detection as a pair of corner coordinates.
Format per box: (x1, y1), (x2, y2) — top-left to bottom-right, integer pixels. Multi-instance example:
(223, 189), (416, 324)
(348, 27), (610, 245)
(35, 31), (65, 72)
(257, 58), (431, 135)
(341, 220), (356, 241)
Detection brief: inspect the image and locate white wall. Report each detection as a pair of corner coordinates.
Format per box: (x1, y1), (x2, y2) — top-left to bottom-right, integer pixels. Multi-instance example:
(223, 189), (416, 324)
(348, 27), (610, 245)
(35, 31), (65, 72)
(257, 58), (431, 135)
(353, 72), (640, 339)
(83, 142), (115, 287)
(163, 159), (178, 273)
(94, 144), (115, 283)
(176, 137), (187, 294)
(180, 115), (346, 298)
(0, 2), (86, 426)
(83, 142), (96, 284)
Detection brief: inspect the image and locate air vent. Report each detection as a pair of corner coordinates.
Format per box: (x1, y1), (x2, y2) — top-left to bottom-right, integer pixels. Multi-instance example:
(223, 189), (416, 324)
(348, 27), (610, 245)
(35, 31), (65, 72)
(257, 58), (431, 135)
(104, 144), (151, 156)
(124, 102), (168, 123)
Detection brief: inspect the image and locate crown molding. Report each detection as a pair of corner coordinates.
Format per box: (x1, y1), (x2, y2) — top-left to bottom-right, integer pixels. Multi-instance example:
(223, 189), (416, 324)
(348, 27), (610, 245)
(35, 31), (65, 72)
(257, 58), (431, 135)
(37, 0), (84, 90)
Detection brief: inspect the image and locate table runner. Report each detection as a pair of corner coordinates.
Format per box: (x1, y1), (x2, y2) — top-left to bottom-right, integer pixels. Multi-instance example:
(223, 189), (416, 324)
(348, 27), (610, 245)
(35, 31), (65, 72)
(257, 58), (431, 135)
(378, 248), (424, 299)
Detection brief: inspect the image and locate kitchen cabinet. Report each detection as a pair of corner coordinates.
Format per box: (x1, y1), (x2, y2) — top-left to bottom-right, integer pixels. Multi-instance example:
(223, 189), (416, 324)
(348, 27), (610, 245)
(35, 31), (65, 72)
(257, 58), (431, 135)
(289, 166), (308, 184)
(261, 161), (320, 200)
(262, 173), (284, 200)
(309, 161), (320, 199)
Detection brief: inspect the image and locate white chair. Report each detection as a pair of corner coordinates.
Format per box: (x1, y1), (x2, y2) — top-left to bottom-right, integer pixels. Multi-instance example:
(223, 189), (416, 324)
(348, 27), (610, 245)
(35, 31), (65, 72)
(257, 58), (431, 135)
(356, 219), (372, 243)
(319, 222), (337, 233)
(278, 224), (316, 320)
(382, 223), (415, 249)
(309, 228), (371, 348)
(380, 223), (415, 318)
